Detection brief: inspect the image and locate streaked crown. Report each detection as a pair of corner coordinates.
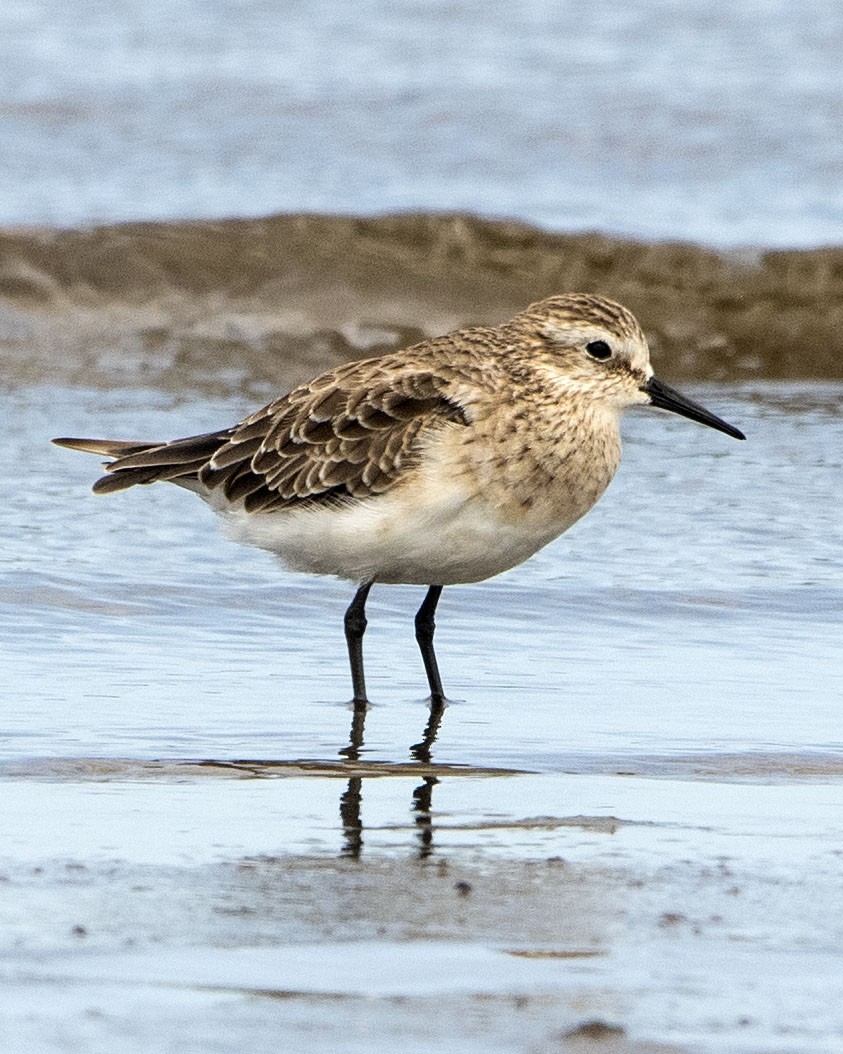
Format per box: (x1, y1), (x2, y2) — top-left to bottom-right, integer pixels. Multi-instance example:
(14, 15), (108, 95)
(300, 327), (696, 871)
(511, 293), (646, 346)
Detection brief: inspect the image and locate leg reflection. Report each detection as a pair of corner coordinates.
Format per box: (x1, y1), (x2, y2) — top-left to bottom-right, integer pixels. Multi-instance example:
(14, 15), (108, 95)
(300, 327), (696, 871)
(412, 776), (439, 859)
(338, 773), (441, 860)
(339, 775), (363, 858)
(410, 698), (446, 763)
(339, 704), (367, 858)
(338, 702), (368, 761)
(337, 694), (447, 859)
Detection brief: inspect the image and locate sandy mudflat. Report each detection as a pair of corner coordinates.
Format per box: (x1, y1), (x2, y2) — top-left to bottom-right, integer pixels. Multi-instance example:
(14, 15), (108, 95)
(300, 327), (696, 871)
(2, 214), (843, 395)
(1, 753), (842, 1053)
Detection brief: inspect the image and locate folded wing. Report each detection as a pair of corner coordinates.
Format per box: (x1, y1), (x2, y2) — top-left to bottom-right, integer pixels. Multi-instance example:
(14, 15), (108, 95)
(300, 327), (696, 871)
(54, 363), (468, 512)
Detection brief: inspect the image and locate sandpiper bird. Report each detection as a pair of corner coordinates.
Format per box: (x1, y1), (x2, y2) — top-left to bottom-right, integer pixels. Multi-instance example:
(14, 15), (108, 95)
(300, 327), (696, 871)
(54, 294), (744, 707)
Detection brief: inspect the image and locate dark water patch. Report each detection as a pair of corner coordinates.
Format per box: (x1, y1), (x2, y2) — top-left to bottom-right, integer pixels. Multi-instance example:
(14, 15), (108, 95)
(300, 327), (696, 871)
(2, 214), (843, 390)
(4, 752), (841, 786)
(0, 756), (523, 783)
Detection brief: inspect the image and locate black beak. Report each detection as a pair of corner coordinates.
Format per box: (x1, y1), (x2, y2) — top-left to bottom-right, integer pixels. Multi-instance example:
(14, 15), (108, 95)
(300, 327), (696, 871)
(642, 377), (746, 441)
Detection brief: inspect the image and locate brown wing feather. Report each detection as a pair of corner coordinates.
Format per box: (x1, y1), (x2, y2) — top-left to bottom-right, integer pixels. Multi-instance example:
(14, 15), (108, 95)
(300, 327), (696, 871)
(202, 368), (467, 511)
(56, 364), (468, 508)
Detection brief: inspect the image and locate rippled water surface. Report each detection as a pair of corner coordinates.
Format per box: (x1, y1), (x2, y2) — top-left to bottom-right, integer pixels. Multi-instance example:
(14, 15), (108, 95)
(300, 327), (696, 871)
(3, 382), (840, 767)
(1, 0), (842, 245)
(2, 381), (843, 1053)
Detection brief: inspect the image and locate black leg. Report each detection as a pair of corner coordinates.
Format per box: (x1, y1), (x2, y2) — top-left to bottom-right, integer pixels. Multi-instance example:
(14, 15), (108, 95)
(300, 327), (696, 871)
(344, 581), (373, 705)
(414, 585), (446, 705)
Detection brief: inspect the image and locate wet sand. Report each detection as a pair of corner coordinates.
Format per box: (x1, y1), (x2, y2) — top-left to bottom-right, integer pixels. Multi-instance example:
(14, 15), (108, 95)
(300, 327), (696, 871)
(2, 753), (843, 1052)
(2, 214), (843, 397)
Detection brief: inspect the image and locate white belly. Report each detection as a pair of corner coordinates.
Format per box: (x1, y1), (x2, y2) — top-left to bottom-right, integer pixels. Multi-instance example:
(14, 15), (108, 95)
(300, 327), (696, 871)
(213, 475), (578, 585)
(200, 405), (622, 586)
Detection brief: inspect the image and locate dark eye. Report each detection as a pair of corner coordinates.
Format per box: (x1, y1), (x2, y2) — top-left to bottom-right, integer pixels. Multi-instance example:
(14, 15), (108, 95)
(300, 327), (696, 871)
(586, 340), (612, 360)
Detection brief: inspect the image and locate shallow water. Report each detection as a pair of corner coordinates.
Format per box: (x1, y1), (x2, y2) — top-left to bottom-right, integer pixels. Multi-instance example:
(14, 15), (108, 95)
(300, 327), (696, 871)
(2, 380), (843, 1052)
(4, 381), (840, 767)
(2, 0), (842, 246)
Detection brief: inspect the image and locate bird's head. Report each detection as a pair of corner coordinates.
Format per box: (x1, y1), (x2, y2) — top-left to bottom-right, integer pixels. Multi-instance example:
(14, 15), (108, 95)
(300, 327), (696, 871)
(508, 293), (745, 440)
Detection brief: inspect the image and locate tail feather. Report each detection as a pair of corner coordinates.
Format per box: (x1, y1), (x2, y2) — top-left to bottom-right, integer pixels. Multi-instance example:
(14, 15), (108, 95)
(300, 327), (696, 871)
(94, 432), (230, 470)
(52, 437), (152, 457)
(91, 467), (166, 494)
(52, 430), (231, 494)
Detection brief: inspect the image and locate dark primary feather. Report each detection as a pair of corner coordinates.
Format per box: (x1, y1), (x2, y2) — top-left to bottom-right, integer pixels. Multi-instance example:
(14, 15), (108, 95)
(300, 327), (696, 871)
(54, 364), (468, 510)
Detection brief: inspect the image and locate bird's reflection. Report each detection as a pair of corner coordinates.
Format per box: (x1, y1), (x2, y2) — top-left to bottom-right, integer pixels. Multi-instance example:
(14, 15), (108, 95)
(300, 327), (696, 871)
(338, 703), (368, 762)
(410, 700), (445, 764)
(338, 699), (446, 859)
(339, 774), (364, 858)
(411, 775), (438, 859)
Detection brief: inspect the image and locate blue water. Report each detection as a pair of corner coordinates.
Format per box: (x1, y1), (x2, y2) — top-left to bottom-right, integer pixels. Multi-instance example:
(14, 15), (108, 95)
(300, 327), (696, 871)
(1, 0), (841, 246)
